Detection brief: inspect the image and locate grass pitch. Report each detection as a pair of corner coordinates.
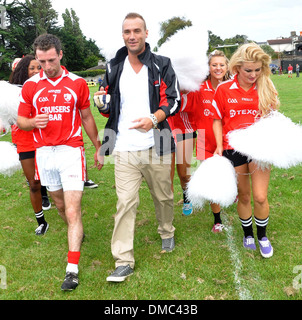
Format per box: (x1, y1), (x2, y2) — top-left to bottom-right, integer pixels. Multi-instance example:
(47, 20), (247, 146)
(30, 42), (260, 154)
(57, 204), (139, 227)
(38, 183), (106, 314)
(0, 74), (302, 301)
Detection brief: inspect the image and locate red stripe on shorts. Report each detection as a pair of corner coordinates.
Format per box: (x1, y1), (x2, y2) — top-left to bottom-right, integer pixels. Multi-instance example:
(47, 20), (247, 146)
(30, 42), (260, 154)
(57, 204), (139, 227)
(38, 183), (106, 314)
(80, 146), (86, 181)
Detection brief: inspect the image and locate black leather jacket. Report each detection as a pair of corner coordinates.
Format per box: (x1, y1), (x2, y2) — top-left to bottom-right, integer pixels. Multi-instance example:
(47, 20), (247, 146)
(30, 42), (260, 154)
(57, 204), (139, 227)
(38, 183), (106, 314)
(99, 43), (181, 156)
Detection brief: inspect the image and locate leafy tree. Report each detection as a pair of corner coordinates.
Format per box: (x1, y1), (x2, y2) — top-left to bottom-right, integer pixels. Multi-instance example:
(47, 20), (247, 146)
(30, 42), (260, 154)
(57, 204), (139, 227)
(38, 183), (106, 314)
(84, 38), (102, 58)
(0, 0), (59, 78)
(208, 30), (224, 51)
(59, 8), (85, 70)
(0, 1), (102, 77)
(261, 44), (278, 60)
(155, 16), (192, 50)
(0, 0), (36, 77)
(61, 8), (83, 38)
(59, 8), (102, 71)
(224, 34), (248, 45)
(25, 0), (58, 36)
(208, 32), (251, 58)
(83, 38), (103, 69)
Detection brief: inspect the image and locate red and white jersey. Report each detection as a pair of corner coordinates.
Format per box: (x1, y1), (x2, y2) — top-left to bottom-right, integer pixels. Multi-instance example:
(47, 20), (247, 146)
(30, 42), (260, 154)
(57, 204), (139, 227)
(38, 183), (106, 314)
(196, 80), (216, 160)
(10, 84), (35, 153)
(11, 124), (35, 153)
(211, 74), (259, 150)
(168, 91), (199, 138)
(18, 66), (90, 148)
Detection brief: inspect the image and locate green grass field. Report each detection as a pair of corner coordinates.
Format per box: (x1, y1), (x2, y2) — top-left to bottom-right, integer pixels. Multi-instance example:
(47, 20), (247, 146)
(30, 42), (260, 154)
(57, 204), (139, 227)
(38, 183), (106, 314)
(1, 74), (302, 301)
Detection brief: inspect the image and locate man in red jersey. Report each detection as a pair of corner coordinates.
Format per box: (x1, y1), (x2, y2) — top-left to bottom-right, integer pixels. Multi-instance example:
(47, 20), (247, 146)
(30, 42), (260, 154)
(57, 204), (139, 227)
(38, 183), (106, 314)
(287, 64), (293, 78)
(17, 34), (103, 291)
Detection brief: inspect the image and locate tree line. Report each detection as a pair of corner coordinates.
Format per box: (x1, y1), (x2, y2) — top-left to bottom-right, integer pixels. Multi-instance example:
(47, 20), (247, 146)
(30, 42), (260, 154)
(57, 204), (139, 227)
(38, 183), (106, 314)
(0, 0), (103, 79)
(155, 16), (252, 54)
(157, 17), (276, 59)
(0, 5), (276, 80)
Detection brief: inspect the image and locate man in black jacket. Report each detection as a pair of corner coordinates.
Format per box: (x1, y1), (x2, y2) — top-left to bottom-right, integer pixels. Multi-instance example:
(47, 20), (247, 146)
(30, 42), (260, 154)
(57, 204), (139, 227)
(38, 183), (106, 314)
(95, 12), (181, 282)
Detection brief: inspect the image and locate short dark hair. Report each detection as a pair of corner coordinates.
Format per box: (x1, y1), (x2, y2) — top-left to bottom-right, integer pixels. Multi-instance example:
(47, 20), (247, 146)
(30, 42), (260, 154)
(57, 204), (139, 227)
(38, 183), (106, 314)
(33, 34), (62, 55)
(123, 12), (147, 30)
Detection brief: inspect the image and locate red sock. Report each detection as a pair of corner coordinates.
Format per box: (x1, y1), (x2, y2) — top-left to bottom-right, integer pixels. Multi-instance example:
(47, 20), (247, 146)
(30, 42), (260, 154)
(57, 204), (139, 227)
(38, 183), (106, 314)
(67, 251), (81, 265)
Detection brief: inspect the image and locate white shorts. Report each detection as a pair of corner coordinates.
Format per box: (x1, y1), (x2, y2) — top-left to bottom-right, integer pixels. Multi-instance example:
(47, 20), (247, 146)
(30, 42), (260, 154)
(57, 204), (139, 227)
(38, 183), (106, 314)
(36, 145), (86, 192)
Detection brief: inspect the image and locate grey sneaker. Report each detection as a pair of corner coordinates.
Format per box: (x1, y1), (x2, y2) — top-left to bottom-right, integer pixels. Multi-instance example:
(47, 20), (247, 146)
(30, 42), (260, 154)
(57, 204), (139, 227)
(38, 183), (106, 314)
(106, 265), (134, 282)
(161, 237), (175, 252)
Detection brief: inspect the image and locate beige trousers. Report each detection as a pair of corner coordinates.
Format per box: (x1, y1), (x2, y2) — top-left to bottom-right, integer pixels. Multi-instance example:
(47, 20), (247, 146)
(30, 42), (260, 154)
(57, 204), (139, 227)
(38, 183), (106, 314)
(111, 147), (175, 268)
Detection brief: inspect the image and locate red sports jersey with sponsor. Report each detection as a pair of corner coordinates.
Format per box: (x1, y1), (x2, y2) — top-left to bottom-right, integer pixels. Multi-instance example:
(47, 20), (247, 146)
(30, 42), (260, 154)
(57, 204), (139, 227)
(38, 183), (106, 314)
(168, 91), (198, 139)
(10, 84), (35, 153)
(11, 124), (35, 153)
(211, 75), (259, 150)
(196, 80), (217, 160)
(18, 67), (90, 148)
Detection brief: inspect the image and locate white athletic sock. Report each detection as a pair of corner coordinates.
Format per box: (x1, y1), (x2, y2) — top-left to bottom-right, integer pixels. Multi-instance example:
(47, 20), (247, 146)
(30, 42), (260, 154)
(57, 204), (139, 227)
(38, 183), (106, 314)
(66, 263), (78, 274)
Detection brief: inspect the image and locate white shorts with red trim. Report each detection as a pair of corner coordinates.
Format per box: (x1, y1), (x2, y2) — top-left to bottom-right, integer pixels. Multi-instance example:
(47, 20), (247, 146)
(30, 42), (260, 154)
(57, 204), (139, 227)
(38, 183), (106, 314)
(36, 145), (86, 192)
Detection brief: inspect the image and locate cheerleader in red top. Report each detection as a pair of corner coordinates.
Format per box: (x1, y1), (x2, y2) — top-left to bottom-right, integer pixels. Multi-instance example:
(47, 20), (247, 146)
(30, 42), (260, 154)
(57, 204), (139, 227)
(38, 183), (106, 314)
(9, 55), (50, 235)
(168, 91), (198, 216)
(212, 43), (280, 258)
(196, 50), (230, 233)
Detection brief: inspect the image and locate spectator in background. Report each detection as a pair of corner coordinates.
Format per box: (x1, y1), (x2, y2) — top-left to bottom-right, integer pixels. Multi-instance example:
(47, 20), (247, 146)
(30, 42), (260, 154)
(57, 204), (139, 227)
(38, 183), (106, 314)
(288, 64), (293, 78)
(296, 63), (300, 77)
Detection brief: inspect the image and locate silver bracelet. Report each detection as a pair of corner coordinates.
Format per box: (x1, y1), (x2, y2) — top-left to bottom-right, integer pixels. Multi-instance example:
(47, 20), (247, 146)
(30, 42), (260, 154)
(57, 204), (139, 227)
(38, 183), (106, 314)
(149, 114), (158, 129)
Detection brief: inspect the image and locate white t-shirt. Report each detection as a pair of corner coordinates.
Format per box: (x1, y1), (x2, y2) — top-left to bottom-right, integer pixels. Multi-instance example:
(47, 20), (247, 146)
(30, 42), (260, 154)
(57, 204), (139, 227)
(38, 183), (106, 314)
(114, 57), (154, 151)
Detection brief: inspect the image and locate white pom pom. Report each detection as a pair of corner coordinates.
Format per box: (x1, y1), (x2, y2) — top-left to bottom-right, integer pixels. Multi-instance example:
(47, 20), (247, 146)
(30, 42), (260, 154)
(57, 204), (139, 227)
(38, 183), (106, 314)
(187, 155), (238, 209)
(0, 81), (22, 130)
(0, 141), (21, 176)
(228, 111), (302, 169)
(157, 26), (209, 92)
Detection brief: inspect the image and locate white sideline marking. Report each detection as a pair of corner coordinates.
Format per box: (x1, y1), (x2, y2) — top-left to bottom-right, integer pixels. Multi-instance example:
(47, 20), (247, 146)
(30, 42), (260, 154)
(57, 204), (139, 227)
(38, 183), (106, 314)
(222, 213), (253, 300)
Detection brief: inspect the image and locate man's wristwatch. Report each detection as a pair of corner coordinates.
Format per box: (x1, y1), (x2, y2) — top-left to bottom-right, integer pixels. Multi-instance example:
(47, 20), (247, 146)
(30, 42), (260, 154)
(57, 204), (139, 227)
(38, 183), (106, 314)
(149, 114), (158, 129)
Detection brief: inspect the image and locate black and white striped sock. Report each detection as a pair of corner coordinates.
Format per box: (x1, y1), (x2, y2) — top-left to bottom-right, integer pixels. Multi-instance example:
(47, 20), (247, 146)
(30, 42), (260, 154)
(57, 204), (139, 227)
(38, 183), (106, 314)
(255, 216), (269, 240)
(35, 210), (46, 226)
(183, 189), (190, 204)
(240, 216), (254, 238)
